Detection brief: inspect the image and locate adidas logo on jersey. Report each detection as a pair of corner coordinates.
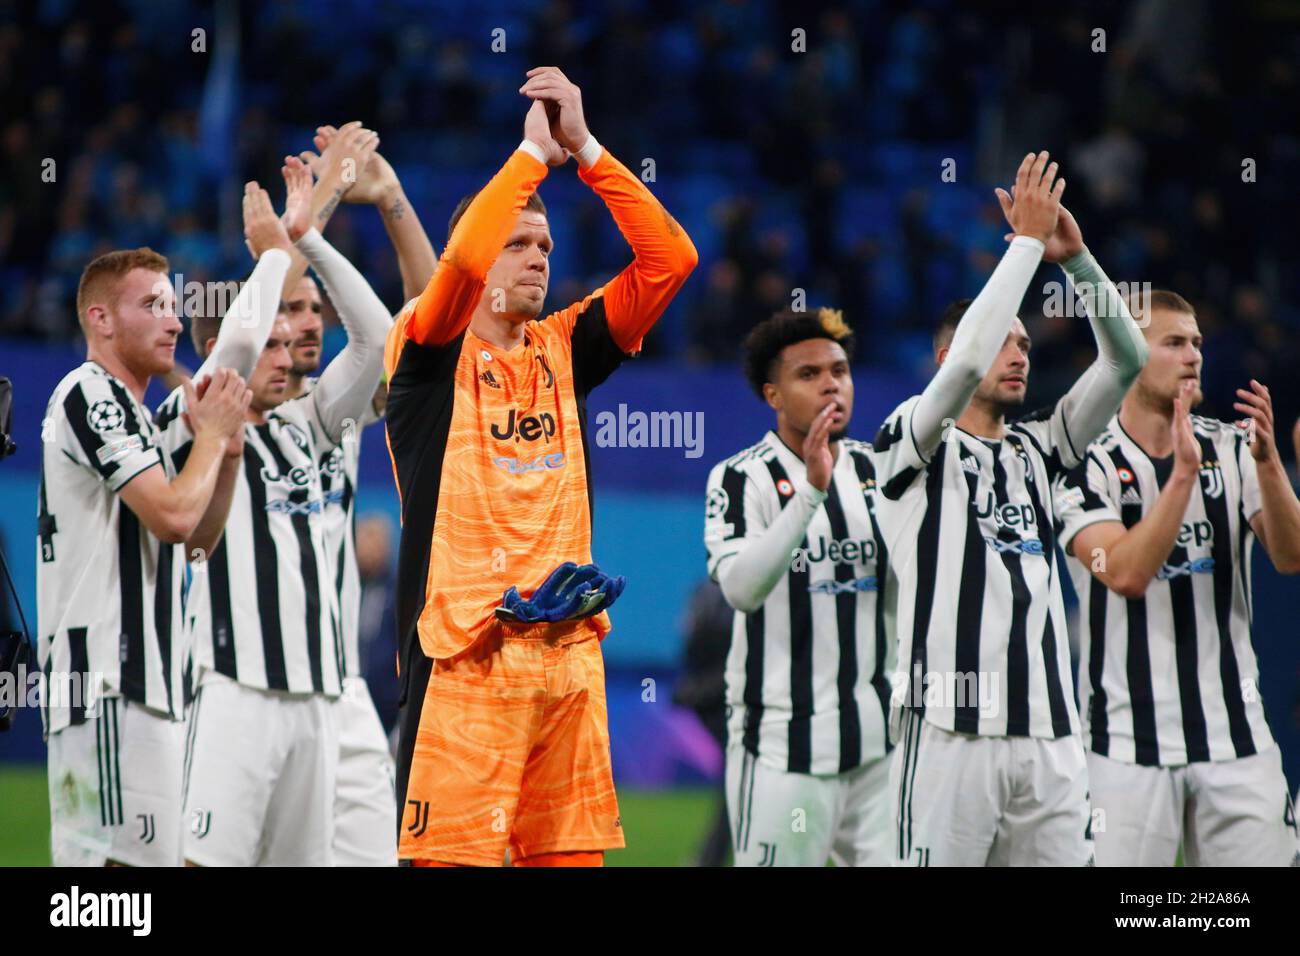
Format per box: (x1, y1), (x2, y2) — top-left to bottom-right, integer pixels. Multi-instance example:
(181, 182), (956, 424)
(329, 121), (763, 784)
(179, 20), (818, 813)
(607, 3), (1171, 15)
(961, 457), (981, 475)
(1119, 487), (1142, 506)
(480, 370), (502, 389)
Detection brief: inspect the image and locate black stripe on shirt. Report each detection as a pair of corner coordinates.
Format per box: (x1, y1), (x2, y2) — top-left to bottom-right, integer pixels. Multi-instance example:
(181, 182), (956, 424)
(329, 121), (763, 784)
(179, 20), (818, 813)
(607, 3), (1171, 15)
(1150, 452), (1211, 762)
(721, 466), (748, 539)
(954, 443), (988, 734)
(117, 506), (147, 702)
(260, 422), (325, 692)
(243, 434), (288, 690)
(108, 698), (123, 826)
(908, 442), (948, 716)
(989, 441), (1032, 736)
(823, 480), (862, 772)
(1087, 574), (1111, 755)
(1108, 443), (1160, 765)
(741, 608), (765, 755)
(154, 536), (175, 717)
(62, 383), (122, 481)
(96, 708), (110, 827)
(67, 626), (89, 726)
(1009, 432), (1072, 737)
(1197, 435), (1256, 758)
(850, 450), (893, 751)
(765, 458), (814, 774)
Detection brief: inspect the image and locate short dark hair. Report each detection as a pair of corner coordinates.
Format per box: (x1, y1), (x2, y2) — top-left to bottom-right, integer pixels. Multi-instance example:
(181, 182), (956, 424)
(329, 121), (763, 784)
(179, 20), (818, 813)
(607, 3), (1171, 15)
(190, 311), (222, 358)
(934, 298), (973, 354)
(190, 299), (288, 358)
(447, 190), (547, 245)
(742, 308), (855, 398)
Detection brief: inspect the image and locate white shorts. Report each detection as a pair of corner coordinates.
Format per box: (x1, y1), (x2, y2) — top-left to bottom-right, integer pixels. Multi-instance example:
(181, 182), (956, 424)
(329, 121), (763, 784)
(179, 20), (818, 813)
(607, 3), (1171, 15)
(1088, 747), (1300, 866)
(182, 673), (339, 867)
(890, 709), (1094, 866)
(725, 744), (893, 867)
(47, 697), (184, 867)
(333, 677), (397, 866)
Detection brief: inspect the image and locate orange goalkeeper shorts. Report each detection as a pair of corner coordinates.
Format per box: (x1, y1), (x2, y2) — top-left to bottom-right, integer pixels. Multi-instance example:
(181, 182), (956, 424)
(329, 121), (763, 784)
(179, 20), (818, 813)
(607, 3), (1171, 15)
(398, 632), (625, 866)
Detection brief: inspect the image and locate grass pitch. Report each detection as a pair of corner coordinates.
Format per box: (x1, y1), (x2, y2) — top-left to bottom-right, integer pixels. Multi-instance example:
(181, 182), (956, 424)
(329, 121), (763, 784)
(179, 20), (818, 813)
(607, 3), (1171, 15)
(0, 765), (721, 867)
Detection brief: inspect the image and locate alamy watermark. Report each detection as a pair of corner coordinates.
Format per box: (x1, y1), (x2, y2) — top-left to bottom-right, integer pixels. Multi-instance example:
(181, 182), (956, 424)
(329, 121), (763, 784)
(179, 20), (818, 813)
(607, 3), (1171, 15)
(0, 665), (104, 712)
(593, 404), (703, 459)
(151, 274), (263, 327)
(1042, 280), (1153, 325)
(890, 664), (1001, 718)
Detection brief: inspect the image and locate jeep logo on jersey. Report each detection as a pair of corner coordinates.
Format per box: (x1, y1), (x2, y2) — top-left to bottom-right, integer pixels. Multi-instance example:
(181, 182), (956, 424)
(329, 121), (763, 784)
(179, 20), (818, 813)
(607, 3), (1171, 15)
(973, 493), (1036, 530)
(260, 464), (313, 487)
(491, 409), (557, 444)
(1177, 520), (1213, 549)
(1199, 460), (1224, 499)
(802, 535), (877, 564)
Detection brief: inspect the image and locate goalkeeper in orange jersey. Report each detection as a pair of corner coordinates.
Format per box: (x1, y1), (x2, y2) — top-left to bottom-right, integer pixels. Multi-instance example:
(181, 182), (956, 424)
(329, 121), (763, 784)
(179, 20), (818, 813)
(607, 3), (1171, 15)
(384, 67), (698, 867)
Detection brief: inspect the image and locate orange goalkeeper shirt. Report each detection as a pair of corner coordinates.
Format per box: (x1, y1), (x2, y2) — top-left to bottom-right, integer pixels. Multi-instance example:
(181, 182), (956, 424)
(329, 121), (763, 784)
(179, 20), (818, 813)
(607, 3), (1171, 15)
(384, 146), (697, 669)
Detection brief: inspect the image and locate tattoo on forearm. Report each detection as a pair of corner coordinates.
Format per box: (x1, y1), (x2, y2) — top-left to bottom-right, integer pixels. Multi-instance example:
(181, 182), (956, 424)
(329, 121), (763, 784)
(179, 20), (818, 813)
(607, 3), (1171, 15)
(385, 197), (407, 221)
(318, 187), (344, 223)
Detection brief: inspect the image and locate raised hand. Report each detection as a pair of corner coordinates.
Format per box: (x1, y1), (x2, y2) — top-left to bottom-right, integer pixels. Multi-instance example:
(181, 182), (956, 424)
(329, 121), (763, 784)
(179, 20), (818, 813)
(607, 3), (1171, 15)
(803, 403), (837, 492)
(523, 99), (570, 166)
(1234, 379), (1279, 464)
(304, 124), (401, 205)
(1171, 378), (1202, 478)
(300, 120), (380, 190)
(184, 368), (252, 448)
(280, 155), (313, 242)
(995, 184), (1084, 264)
(519, 66), (590, 155)
(243, 181), (293, 260)
(998, 151), (1064, 246)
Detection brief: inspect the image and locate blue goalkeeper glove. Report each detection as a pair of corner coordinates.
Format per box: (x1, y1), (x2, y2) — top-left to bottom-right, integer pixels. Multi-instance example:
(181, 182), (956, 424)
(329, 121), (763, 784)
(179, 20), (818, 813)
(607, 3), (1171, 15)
(494, 561), (626, 625)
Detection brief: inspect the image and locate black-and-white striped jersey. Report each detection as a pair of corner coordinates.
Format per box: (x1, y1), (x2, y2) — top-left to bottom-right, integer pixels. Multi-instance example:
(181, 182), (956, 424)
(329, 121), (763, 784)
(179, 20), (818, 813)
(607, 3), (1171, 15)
(872, 395), (1082, 740)
(36, 362), (186, 733)
(155, 388), (344, 697)
(704, 432), (894, 775)
(308, 377), (380, 679)
(1054, 415), (1273, 766)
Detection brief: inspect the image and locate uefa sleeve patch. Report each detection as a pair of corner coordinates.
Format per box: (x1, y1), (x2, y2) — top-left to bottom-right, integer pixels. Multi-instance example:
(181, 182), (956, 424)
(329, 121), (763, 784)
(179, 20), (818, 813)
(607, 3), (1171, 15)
(87, 398), (127, 434)
(96, 434), (144, 465)
(705, 486), (729, 520)
(704, 522), (735, 543)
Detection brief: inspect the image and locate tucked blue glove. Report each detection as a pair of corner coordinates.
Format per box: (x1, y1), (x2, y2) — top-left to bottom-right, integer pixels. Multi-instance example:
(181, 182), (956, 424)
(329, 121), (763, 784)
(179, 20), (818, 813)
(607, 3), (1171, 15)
(494, 561), (626, 625)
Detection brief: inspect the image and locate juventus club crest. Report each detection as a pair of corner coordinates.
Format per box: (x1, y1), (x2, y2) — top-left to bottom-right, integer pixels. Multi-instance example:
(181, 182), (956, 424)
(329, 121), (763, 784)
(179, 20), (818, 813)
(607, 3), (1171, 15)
(282, 421), (310, 456)
(1199, 459), (1224, 499)
(190, 809), (212, 838)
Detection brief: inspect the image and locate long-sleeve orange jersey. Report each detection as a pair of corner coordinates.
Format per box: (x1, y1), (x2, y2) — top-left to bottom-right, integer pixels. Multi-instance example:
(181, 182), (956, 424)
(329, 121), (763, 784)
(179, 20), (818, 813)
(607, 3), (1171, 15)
(383, 145), (697, 673)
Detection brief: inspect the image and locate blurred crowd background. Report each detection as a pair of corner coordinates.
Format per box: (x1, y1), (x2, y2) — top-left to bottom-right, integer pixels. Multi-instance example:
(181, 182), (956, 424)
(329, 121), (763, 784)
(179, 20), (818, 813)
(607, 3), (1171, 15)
(3, 0), (1300, 863)
(4, 0), (1300, 431)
